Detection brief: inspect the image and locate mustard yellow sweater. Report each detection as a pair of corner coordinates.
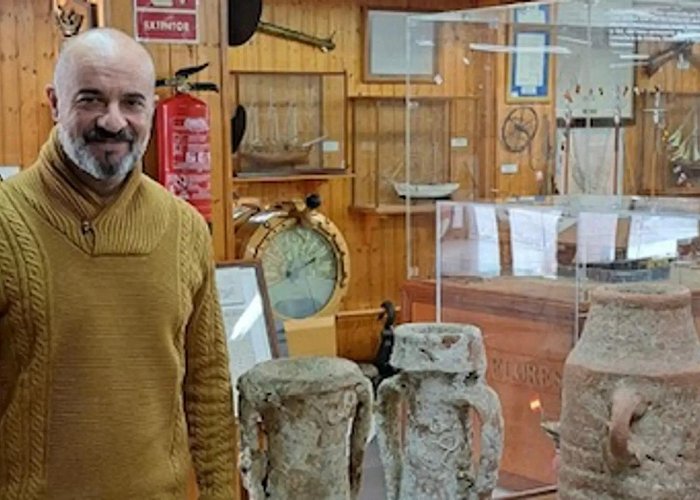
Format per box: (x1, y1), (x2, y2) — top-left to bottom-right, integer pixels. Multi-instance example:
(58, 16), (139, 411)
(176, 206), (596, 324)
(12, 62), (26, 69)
(0, 129), (236, 499)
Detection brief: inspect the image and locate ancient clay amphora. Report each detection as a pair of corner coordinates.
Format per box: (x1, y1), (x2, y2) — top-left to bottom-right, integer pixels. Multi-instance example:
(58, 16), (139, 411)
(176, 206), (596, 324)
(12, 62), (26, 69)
(237, 357), (373, 500)
(559, 283), (700, 500)
(375, 323), (504, 500)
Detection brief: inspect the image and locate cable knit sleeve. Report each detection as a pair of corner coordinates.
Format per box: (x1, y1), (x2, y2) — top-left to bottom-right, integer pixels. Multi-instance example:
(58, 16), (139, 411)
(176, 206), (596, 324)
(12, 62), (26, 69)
(0, 216), (8, 318)
(183, 220), (237, 499)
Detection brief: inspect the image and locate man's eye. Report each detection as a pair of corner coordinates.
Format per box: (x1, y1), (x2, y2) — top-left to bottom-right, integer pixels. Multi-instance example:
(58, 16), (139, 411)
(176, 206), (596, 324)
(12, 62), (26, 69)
(78, 96), (100, 104)
(124, 99), (145, 108)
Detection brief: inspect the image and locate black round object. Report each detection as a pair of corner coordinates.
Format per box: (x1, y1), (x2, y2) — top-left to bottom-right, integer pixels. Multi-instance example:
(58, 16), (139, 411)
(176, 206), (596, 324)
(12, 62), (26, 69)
(305, 193), (322, 209)
(228, 0), (262, 47)
(231, 105), (247, 154)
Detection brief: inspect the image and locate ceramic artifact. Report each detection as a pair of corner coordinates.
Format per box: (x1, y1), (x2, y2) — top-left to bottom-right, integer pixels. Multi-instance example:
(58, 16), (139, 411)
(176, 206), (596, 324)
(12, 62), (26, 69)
(375, 322), (504, 500)
(559, 283), (700, 499)
(237, 356), (373, 500)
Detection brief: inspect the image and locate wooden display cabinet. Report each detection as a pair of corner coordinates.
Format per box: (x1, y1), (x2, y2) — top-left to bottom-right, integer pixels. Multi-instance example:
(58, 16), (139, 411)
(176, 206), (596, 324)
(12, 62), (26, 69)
(231, 71), (348, 179)
(350, 96), (482, 214)
(639, 92), (700, 196)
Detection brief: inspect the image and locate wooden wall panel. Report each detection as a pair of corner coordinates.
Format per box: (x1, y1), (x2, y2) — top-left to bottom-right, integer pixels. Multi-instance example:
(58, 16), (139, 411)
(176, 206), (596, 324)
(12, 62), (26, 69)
(0, 1), (60, 169)
(228, 0), (499, 361)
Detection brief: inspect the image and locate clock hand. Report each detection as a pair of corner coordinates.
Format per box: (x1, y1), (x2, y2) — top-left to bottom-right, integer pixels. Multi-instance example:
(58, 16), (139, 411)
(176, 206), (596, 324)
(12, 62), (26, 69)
(286, 256), (318, 280)
(300, 256), (317, 269)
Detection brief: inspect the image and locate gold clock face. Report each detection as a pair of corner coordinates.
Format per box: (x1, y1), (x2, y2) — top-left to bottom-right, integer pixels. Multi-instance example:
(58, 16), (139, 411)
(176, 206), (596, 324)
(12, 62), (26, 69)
(261, 225), (339, 319)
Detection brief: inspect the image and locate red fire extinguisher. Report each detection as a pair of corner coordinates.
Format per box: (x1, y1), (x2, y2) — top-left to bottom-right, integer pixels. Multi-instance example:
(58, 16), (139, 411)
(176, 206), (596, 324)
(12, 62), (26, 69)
(155, 63), (219, 223)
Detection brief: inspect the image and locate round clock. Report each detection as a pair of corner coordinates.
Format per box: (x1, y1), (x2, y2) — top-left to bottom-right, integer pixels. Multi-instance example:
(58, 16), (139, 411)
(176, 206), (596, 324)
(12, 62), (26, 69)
(233, 194), (350, 320)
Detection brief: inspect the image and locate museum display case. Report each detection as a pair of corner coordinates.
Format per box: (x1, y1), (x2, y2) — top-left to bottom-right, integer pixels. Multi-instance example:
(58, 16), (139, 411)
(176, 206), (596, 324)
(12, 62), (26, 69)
(638, 92), (700, 196)
(400, 194), (700, 494)
(350, 95), (481, 214)
(232, 71), (348, 178)
(401, 0), (700, 280)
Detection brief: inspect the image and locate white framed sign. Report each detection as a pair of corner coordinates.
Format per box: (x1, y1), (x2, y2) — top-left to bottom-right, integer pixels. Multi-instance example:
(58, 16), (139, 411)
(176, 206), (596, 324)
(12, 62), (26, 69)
(215, 260), (279, 415)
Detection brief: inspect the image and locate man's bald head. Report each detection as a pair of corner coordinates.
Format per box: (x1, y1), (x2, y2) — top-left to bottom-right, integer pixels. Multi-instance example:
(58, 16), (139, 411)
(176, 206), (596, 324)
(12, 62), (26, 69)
(53, 28), (156, 99)
(46, 28), (157, 188)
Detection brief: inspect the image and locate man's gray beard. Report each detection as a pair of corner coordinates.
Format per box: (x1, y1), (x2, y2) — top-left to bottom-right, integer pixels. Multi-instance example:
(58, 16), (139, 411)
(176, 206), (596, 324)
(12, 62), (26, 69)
(57, 125), (144, 181)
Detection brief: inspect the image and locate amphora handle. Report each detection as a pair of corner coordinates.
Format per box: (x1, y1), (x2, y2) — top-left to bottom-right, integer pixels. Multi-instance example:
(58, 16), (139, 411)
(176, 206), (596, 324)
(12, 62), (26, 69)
(461, 384), (504, 499)
(238, 393), (268, 499)
(606, 386), (647, 472)
(375, 375), (405, 500)
(348, 378), (374, 499)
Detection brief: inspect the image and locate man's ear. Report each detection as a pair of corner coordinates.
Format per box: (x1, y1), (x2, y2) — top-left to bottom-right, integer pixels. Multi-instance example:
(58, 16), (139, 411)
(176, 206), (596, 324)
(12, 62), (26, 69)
(46, 84), (59, 122)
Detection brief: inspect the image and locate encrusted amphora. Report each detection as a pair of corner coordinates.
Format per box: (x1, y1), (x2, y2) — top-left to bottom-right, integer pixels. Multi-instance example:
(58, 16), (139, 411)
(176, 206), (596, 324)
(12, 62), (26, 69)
(375, 323), (504, 500)
(237, 356), (373, 499)
(559, 284), (700, 499)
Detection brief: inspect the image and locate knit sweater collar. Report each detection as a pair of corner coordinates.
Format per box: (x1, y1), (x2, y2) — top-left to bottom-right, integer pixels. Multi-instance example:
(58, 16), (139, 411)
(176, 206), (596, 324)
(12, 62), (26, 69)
(16, 127), (170, 256)
(38, 127), (143, 223)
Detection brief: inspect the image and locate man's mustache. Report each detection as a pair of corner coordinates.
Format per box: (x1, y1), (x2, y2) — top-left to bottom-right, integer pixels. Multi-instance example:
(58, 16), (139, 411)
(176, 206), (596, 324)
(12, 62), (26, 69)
(84, 127), (134, 143)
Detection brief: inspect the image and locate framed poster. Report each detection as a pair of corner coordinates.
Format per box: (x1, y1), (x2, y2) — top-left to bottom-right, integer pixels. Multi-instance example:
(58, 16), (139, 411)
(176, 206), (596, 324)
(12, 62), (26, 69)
(363, 8), (438, 83)
(215, 260), (279, 414)
(506, 4), (553, 103)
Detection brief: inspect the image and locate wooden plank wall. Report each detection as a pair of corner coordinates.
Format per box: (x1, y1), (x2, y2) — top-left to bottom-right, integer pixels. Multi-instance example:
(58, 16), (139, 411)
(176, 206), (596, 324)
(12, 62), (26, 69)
(228, 0), (504, 360)
(0, 1), (61, 170)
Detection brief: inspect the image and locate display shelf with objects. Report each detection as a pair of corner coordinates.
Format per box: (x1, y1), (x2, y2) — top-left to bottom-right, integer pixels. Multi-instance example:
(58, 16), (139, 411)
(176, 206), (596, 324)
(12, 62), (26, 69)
(404, 0), (700, 281)
(231, 71), (348, 179)
(638, 92), (700, 196)
(350, 95), (482, 215)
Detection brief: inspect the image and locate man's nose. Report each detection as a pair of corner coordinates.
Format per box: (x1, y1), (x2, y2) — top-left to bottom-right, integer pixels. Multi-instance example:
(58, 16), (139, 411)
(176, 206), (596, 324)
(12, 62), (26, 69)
(97, 102), (128, 133)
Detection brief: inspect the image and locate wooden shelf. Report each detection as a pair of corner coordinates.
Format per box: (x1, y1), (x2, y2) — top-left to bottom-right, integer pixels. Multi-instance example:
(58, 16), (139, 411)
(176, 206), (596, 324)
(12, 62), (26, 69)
(350, 204), (437, 215)
(233, 173), (354, 183)
(653, 186), (700, 197)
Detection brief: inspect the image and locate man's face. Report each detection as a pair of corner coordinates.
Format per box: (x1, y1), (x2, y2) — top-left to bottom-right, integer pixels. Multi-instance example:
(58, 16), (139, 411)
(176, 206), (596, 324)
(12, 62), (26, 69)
(48, 54), (155, 182)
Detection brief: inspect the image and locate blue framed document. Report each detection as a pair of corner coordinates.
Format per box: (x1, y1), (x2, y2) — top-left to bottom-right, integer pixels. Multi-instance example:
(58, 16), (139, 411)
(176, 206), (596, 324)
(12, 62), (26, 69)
(507, 4), (552, 103)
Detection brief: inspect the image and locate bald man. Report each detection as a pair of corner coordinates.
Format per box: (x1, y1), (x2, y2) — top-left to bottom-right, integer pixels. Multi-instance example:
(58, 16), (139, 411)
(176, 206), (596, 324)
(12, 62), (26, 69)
(0, 28), (237, 499)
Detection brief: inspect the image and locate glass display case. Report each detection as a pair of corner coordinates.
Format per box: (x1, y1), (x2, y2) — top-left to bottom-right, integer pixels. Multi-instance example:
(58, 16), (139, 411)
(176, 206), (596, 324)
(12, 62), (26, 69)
(350, 96), (481, 214)
(232, 71), (348, 178)
(427, 195), (700, 494)
(399, 1), (700, 495)
(638, 92), (700, 196)
(403, 0), (700, 280)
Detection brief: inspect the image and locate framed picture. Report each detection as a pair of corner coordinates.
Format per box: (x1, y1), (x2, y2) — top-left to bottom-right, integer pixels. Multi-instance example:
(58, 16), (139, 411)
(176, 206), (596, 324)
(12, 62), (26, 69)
(506, 5), (553, 104)
(215, 260), (279, 414)
(363, 8), (438, 83)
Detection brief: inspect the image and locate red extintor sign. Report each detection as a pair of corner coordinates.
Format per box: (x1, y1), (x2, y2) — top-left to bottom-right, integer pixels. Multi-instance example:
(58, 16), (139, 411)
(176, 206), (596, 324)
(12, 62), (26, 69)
(134, 0), (198, 44)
